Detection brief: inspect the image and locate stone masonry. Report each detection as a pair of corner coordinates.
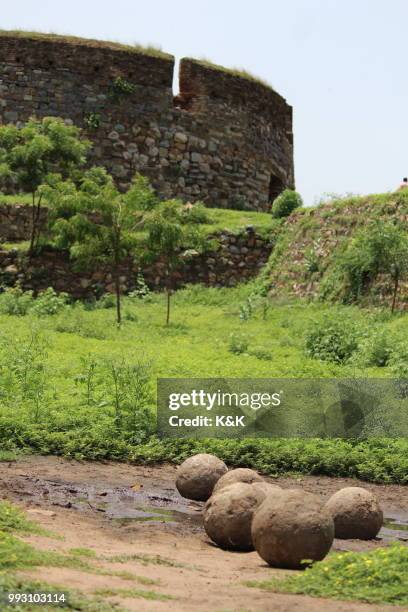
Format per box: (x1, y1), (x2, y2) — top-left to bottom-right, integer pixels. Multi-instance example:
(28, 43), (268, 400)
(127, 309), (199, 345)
(0, 229), (272, 298)
(0, 33), (294, 212)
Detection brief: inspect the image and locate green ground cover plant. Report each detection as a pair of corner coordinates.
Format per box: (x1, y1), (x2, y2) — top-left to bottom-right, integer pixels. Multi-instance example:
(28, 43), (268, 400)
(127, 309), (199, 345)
(247, 544), (408, 607)
(0, 500), (154, 610)
(0, 284), (407, 482)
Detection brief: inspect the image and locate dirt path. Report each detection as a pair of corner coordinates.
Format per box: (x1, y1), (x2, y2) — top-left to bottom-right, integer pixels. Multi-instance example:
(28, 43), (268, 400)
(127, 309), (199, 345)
(0, 455), (406, 612)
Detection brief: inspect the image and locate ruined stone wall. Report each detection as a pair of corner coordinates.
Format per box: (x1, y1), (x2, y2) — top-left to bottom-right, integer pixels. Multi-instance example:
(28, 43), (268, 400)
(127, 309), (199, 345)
(0, 230), (272, 298)
(0, 34), (294, 211)
(0, 203), (46, 241)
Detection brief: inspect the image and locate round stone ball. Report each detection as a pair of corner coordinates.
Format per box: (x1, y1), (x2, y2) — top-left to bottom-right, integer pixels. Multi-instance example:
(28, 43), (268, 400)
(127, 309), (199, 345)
(251, 490), (334, 569)
(251, 481), (282, 498)
(212, 468), (264, 494)
(324, 487), (383, 540)
(204, 482), (267, 551)
(175, 453), (228, 501)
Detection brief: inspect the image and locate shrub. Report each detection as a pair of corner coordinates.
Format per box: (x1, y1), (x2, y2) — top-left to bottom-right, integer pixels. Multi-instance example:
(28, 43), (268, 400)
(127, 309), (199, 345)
(239, 296), (255, 321)
(355, 328), (395, 367)
(182, 202), (210, 224)
(96, 293), (116, 309)
(249, 346), (273, 361)
(271, 189), (303, 219)
(0, 285), (33, 316)
(0, 331), (49, 422)
(336, 221), (408, 310)
(229, 332), (250, 355)
(305, 314), (360, 364)
(31, 288), (69, 316)
(128, 274), (151, 300)
(53, 309), (110, 340)
(0, 286), (68, 317)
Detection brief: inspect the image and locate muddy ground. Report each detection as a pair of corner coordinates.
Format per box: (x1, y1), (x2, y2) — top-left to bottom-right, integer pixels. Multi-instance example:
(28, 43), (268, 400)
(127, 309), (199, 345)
(0, 455), (407, 611)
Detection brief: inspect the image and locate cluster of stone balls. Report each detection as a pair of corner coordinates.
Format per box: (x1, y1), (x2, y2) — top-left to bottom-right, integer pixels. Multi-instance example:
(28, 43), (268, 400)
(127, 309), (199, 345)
(176, 454), (383, 569)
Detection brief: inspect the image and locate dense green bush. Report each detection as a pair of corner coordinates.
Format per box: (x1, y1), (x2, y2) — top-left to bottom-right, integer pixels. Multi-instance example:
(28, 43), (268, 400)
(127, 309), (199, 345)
(228, 331), (250, 354)
(271, 189), (303, 218)
(0, 285), (33, 316)
(182, 202), (210, 224)
(333, 221), (408, 310)
(30, 288), (69, 316)
(0, 286), (67, 317)
(128, 274), (151, 301)
(354, 328), (395, 367)
(305, 313), (360, 363)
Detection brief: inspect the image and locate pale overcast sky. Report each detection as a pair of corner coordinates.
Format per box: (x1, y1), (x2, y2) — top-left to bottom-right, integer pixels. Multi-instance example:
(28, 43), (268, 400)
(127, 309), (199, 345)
(1, 0), (407, 204)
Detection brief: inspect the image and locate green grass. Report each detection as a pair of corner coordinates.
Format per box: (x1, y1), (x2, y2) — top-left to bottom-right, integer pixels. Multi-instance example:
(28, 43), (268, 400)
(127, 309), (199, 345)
(263, 190), (408, 306)
(0, 574), (121, 611)
(0, 30), (172, 59)
(68, 547), (97, 558)
(247, 545), (408, 607)
(0, 501), (52, 537)
(0, 503), (167, 609)
(94, 587), (176, 601)
(0, 196), (277, 235)
(0, 515), (157, 582)
(0, 532), (94, 572)
(0, 284), (407, 482)
(106, 553), (199, 570)
(185, 57), (274, 89)
(0, 193), (32, 205)
(202, 208), (279, 237)
(1, 241), (30, 252)
(0, 450), (18, 461)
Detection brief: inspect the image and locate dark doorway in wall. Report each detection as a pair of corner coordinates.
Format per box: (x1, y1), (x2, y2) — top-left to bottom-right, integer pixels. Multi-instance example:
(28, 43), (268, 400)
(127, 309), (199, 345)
(268, 174), (285, 203)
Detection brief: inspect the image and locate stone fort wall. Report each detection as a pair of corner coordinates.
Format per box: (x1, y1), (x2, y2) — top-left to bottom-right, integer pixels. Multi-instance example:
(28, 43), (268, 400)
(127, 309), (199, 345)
(0, 33), (294, 211)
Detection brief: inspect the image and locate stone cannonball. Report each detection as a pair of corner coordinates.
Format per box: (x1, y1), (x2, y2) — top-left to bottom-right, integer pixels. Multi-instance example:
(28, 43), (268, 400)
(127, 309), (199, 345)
(251, 481), (282, 498)
(175, 453), (228, 501)
(212, 468), (264, 494)
(204, 482), (267, 551)
(324, 487), (383, 540)
(251, 490), (334, 569)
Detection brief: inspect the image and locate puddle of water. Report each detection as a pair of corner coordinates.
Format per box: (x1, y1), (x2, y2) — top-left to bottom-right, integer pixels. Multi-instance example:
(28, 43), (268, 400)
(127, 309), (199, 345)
(384, 519), (408, 532)
(110, 506), (176, 524)
(14, 476), (203, 530)
(380, 516), (408, 541)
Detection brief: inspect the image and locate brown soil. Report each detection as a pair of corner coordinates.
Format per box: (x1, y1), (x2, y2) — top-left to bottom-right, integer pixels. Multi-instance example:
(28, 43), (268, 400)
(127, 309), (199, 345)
(0, 455), (406, 612)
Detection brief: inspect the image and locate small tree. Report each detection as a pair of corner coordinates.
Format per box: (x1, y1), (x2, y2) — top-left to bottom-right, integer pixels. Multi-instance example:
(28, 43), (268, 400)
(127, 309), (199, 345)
(47, 170), (152, 325)
(0, 117), (90, 254)
(142, 200), (207, 324)
(340, 221), (408, 312)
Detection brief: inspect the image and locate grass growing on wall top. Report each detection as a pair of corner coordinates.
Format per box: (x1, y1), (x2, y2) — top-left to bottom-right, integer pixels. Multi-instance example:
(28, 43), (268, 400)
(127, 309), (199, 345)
(0, 30), (173, 60)
(185, 57), (275, 90)
(0, 196), (279, 239)
(199, 208), (279, 237)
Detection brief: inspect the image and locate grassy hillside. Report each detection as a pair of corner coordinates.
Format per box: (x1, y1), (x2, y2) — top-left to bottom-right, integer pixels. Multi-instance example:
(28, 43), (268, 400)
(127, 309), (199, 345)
(262, 191), (408, 307)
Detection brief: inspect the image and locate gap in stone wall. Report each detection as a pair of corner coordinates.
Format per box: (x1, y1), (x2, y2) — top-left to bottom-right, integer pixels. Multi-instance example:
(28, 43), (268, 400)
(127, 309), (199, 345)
(172, 56), (180, 95)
